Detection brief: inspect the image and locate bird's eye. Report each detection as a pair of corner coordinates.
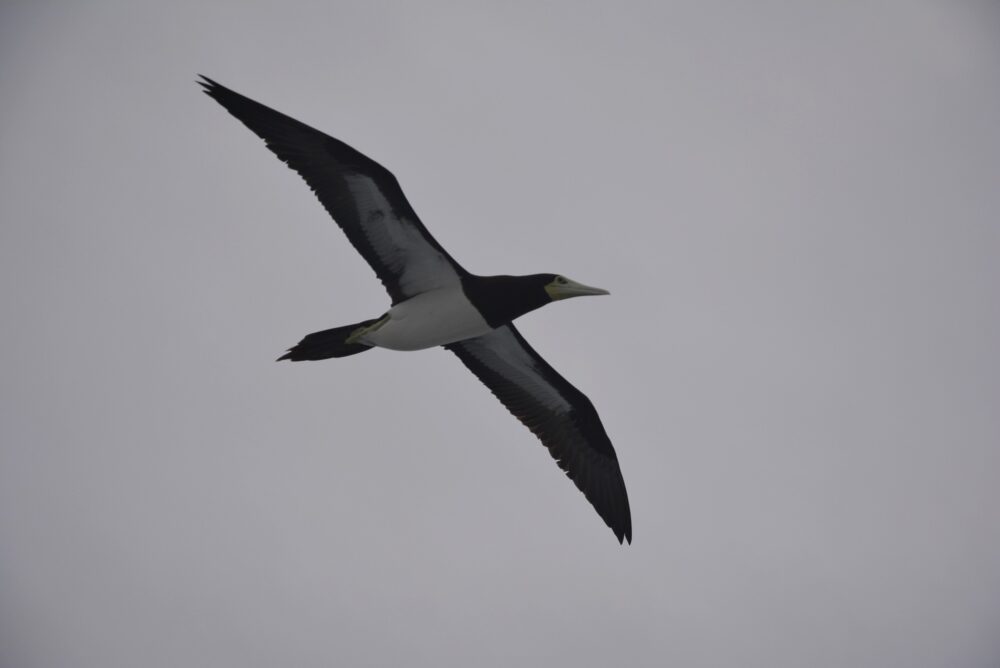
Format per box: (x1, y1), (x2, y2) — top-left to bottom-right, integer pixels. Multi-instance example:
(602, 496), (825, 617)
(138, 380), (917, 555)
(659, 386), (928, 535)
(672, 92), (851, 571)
(557, 276), (567, 284)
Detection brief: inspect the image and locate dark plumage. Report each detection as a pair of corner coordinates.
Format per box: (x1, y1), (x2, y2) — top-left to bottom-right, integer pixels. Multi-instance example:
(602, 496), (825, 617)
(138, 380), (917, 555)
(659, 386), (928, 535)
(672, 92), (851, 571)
(200, 76), (632, 544)
(460, 274), (557, 327)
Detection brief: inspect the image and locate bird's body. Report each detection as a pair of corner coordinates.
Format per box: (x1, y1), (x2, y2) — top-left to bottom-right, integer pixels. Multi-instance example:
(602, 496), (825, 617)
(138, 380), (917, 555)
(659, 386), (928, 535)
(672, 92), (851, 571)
(200, 76), (632, 543)
(359, 286), (492, 351)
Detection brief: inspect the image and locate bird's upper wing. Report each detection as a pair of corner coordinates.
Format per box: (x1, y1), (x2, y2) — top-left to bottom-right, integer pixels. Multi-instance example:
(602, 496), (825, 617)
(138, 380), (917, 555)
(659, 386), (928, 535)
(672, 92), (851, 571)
(446, 325), (632, 543)
(199, 76), (466, 304)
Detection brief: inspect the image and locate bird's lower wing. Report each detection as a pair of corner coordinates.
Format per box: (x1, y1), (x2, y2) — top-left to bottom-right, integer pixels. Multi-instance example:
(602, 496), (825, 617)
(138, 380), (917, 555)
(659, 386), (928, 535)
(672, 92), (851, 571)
(446, 325), (632, 543)
(199, 76), (465, 304)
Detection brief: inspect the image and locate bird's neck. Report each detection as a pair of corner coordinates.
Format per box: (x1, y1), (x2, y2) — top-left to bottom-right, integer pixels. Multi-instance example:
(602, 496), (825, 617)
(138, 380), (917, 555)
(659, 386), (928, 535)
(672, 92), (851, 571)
(461, 275), (550, 328)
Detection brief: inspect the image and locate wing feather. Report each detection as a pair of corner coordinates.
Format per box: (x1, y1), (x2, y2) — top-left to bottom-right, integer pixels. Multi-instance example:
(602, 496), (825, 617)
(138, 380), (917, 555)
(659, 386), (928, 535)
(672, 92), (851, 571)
(199, 76), (465, 303)
(447, 325), (632, 543)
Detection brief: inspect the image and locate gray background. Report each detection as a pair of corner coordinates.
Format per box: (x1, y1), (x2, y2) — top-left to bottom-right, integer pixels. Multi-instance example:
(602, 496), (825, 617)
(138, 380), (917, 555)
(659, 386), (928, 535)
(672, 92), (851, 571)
(2, 1), (999, 666)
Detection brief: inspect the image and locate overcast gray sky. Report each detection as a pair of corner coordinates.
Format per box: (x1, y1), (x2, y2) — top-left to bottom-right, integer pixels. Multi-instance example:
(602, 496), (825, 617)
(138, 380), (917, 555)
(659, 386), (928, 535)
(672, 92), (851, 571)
(2, 1), (999, 666)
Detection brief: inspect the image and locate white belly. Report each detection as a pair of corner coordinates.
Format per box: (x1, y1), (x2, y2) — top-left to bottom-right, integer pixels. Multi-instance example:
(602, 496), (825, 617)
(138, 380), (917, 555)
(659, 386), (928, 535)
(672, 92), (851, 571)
(362, 287), (494, 351)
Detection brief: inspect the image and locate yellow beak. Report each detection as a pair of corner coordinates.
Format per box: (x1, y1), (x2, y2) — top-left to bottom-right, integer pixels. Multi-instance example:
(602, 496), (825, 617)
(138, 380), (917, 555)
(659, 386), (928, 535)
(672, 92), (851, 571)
(545, 277), (610, 300)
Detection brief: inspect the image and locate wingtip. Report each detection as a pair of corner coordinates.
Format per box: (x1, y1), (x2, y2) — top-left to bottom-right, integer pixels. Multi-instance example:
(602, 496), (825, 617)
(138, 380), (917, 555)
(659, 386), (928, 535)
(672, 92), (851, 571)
(196, 74), (223, 95)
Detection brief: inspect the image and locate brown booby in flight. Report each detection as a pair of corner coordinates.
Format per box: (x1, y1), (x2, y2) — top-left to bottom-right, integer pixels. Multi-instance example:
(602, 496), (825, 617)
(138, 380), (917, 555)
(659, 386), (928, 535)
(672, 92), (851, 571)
(199, 76), (632, 544)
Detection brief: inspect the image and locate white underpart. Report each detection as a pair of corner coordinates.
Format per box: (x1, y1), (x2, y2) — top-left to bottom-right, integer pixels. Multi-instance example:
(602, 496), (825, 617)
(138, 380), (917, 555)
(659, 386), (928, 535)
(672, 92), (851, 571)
(361, 286), (493, 351)
(344, 175), (462, 298)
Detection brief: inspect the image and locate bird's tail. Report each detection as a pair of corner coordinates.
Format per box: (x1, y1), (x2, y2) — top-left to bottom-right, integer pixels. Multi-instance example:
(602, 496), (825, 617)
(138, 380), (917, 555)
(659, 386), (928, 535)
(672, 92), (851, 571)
(277, 319), (380, 361)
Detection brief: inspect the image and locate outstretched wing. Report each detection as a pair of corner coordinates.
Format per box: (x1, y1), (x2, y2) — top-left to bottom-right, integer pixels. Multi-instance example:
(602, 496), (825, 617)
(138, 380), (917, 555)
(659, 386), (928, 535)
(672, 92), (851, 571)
(447, 325), (632, 544)
(199, 76), (466, 304)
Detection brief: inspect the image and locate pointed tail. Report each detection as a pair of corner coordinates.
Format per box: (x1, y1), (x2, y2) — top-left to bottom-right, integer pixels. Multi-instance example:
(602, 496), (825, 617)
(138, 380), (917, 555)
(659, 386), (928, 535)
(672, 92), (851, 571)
(277, 319), (379, 361)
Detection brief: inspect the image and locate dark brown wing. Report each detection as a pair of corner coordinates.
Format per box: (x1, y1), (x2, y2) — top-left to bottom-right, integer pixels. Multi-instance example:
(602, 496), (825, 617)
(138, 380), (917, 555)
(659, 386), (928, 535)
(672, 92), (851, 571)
(200, 76), (467, 304)
(447, 325), (632, 543)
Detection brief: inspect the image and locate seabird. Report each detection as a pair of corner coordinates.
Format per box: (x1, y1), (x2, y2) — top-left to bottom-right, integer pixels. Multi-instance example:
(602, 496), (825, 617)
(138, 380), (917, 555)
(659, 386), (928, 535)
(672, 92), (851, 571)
(199, 76), (632, 544)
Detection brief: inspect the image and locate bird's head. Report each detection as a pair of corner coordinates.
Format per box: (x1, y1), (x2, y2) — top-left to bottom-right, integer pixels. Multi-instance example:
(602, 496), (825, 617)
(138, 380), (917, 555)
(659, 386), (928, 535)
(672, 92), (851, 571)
(465, 273), (609, 327)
